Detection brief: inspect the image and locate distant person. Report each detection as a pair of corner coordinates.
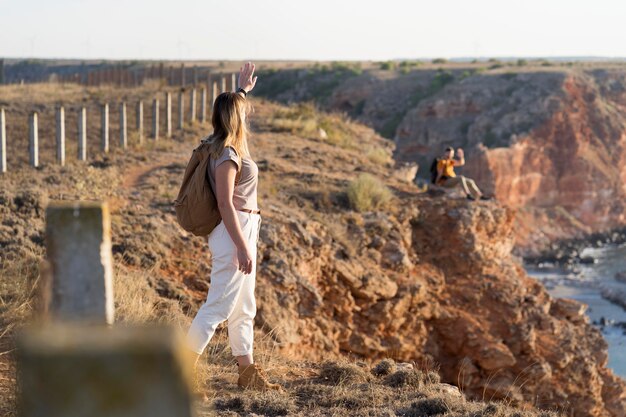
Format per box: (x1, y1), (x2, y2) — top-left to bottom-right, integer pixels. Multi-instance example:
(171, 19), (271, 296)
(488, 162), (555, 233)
(185, 62), (283, 394)
(430, 147), (488, 200)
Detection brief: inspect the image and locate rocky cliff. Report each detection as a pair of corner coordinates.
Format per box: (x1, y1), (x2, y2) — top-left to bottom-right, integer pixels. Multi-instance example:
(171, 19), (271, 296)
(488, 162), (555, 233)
(254, 63), (626, 255)
(1, 91), (625, 416)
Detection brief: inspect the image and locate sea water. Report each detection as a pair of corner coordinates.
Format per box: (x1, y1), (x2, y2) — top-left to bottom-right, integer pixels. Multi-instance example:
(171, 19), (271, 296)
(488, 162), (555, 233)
(526, 243), (626, 378)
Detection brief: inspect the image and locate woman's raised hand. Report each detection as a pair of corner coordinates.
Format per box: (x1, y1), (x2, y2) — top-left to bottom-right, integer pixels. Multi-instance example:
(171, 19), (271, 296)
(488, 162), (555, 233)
(238, 62), (258, 93)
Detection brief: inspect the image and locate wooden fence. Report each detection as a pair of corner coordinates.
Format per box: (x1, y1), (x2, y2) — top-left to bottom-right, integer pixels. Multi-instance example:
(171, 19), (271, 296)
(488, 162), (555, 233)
(0, 75), (238, 173)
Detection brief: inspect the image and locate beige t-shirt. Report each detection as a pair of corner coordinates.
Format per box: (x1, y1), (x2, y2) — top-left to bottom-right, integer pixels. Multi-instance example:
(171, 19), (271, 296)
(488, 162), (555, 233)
(207, 145), (259, 211)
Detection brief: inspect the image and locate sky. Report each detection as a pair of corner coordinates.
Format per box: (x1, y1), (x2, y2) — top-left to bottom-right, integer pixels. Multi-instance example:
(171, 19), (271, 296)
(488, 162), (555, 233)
(1, 0), (626, 61)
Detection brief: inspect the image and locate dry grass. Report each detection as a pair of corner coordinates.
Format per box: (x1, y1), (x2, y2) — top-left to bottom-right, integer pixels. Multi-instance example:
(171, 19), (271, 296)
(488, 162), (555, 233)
(347, 173), (394, 212)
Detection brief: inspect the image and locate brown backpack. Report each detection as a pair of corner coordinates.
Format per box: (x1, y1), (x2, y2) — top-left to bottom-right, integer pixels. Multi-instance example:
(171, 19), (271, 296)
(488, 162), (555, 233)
(173, 138), (242, 237)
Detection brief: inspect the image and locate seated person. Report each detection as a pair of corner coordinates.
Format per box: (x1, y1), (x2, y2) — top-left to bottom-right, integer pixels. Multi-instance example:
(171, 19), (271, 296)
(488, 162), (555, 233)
(435, 147), (488, 201)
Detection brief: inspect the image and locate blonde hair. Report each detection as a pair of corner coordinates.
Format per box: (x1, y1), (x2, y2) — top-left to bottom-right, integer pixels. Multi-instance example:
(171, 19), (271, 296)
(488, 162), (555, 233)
(206, 92), (253, 163)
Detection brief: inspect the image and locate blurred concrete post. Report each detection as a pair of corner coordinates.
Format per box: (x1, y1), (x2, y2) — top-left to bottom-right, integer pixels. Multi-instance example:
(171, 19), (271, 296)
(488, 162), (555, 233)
(56, 107), (65, 166)
(16, 324), (194, 417)
(44, 200), (114, 324)
(231, 73), (237, 91)
(1, 108), (6, 173)
(119, 102), (127, 149)
(0, 59), (4, 84)
(152, 99), (159, 140)
(165, 92), (172, 138)
(190, 88), (196, 123)
(101, 103), (109, 153)
(200, 88), (207, 123)
(178, 90), (184, 130)
(78, 107), (87, 161)
(180, 63), (185, 86)
(136, 101), (144, 144)
(212, 81), (218, 105)
(221, 76), (226, 93)
(29, 112), (39, 167)
(193, 66), (198, 85)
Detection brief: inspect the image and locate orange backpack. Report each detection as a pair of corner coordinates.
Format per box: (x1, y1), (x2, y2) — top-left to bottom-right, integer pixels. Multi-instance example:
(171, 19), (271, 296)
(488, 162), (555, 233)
(173, 138), (242, 237)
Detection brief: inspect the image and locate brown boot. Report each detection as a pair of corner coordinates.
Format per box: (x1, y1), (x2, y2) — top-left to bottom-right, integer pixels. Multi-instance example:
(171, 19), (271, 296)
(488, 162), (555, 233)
(237, 363), (283, 392)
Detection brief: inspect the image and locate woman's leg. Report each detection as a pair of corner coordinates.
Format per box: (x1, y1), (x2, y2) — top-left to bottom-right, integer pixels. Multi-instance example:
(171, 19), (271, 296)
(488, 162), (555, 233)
(227, 214), (259, 366)
(185, 214), (254, 355)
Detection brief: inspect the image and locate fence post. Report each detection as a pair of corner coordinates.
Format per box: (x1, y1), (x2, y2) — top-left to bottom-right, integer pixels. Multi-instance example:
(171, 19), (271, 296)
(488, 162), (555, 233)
(212, 81), (218, 106)
(56, 107), (65, 166)
(189, 88), (196, 123)
(152, 99), (159, 140)
(200, 88), (207, 124)
(0, 59), (4, 85)
(44, 200), (115, 324)
(178, 90), (184, 130)
(231, 73), (237, 91)
(78, 107), (87, 161)
(0, 108), (6, 173)
(29, 112), (39, 168)
(180, 63), (185, 86)
(221, 76), (226, 93)
(101, 103), (109, 153)
(165, 92), (172, 138)
(120, 102), (127, 149)
(193, 66), (198, 85)
(136, 101), (143, 144)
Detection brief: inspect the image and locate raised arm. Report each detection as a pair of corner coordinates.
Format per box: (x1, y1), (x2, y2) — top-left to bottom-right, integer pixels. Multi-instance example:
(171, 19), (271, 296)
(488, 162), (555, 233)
(453, 148), (465, 167)
(237, 62), (258, 98)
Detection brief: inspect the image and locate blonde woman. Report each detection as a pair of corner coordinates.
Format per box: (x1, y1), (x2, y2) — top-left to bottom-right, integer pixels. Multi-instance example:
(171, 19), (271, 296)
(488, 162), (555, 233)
(186, 62), (282, 392)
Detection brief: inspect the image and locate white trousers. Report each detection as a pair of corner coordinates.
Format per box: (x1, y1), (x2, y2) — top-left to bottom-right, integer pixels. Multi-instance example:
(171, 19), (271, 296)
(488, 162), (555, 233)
(186, 209), (262, 356)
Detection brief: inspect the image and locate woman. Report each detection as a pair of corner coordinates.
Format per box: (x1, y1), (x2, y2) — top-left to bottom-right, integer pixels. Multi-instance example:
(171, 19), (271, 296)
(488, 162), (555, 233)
(185, 62), (282, 392)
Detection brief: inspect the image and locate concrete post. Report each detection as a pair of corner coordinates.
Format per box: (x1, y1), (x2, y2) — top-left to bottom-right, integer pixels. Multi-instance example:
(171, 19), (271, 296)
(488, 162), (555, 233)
(221, 76), (226, 93)
(212, 81), (218, 106)
(1, 108), (6, 173)
(136, 101), (143, 144)
(152, 99), (159, 140)
(0, 59), (4, 85)
(200, 88), (207, 124)
(180, 63), (185, 86)
(178, 90), (184, 130)
(165, 92), (172, 138)
(78, 108), (87, 161)
(56, 107), (65, 166)
(231, 73), (237, 91)
(193, 66), (198, 85)
(16, 324), (194, 417)
(119, 102), (127, 149)
(101, 103), (109, 153)
(190, 88), (196, 123)
(43, 200), (115, 324)
(29, 112), (39, 167)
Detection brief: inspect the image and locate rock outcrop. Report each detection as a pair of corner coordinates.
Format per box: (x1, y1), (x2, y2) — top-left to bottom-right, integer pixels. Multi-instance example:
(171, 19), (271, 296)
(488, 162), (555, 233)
(255, 65), (626, 255)
(254, 192), (626, 416)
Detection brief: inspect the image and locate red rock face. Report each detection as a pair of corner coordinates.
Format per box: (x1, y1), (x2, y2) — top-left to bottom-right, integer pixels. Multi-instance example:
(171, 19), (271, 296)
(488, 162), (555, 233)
(393, 69), (626, 253)
(256, 196), (626, 416)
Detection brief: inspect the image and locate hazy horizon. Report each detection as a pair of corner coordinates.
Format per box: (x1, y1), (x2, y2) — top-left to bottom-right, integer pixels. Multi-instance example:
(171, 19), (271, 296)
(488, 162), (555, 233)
(1, 0), (626, 61)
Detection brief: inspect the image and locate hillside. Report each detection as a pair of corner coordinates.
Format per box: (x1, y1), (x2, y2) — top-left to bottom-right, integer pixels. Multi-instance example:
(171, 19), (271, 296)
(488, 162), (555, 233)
(252, 62), (626, 255)
(1, 83), (625, 416)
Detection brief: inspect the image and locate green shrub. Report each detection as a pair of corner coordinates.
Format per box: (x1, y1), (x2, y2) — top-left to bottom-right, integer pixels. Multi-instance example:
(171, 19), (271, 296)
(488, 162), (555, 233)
(380, 61), (396, 71)
(366, 148), (390, 165)
(432, 58), (447, 64)
(347, 174), (393, 212)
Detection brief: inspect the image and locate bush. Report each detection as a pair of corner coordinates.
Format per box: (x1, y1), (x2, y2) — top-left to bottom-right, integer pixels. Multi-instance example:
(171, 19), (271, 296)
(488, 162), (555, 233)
(384, 369), (424, 388)
(372, 359), (397, 376)
(319, 360), (371, 385)
(366, 148), (390, 165)
(432, 58), (447, 64)
(347, 173), (393, 212)
(380, 61), (396, 71)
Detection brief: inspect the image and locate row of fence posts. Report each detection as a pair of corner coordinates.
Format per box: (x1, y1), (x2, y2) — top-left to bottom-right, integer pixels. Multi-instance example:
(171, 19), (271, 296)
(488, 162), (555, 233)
(1, 58), (237, 89)
(0, 79), (232, 173)
(16, 200), (195, 417)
